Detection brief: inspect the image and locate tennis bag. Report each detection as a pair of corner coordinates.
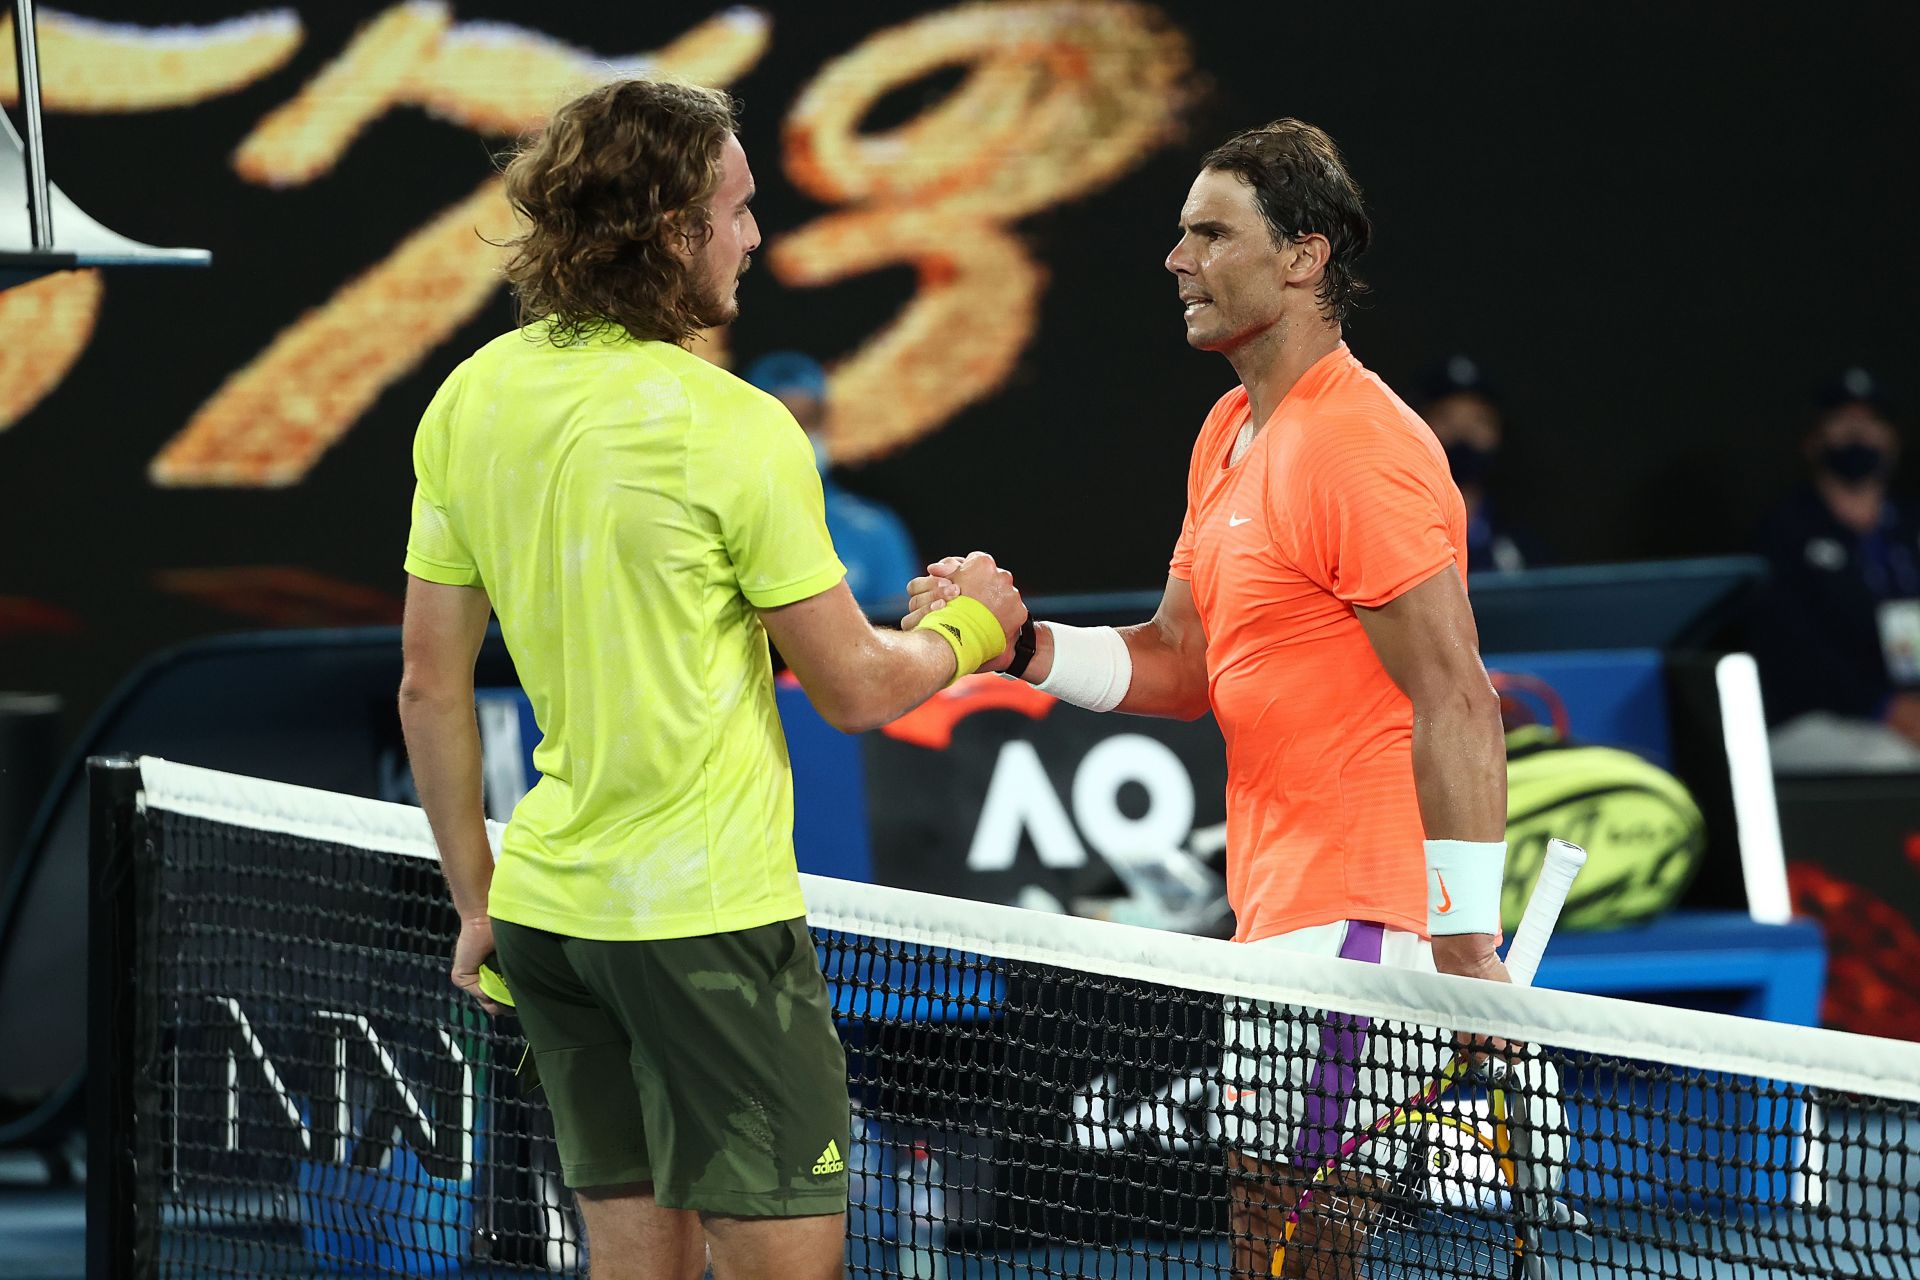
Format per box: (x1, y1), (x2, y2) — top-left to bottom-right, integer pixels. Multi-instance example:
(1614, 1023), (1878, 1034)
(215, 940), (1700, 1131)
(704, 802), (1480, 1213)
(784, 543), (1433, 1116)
(1499, 724), (1706, 933)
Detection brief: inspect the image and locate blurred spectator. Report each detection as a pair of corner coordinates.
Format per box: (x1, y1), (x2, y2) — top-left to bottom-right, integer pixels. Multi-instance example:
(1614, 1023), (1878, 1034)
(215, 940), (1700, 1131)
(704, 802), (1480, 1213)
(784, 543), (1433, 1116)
(743, 352), (920, 610)
(1753, 367), (1920, 772)
(1421, 355), (1543, 573)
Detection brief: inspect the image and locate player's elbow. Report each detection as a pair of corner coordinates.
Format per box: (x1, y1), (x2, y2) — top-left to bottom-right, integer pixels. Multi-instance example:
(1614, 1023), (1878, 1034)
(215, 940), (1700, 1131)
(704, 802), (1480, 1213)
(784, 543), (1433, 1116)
(787, 639), (901, 735)
(793, 675), (861, 735)
(815, 693), (889, 737)
(1414, 674), (1503, 734)
(1175, 690), (1213, 722)
(397, 668), (465, 715)
(1130, 678), (1210, 722)
(1172, 652), (1213, 721)
(797, 658), (900, 736)
(1467, 675), (1504, 728)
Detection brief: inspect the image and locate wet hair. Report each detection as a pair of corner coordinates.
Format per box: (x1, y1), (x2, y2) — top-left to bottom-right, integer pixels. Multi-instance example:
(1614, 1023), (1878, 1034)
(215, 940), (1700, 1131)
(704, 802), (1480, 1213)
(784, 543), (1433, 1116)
(1201, 118), (1372, 324)
(500, 79), (738, 346)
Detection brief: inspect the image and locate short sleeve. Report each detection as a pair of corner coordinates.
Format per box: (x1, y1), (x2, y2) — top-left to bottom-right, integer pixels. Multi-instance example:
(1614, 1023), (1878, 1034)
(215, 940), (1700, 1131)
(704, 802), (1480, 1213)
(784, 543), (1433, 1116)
(1281, 416), (1459, 609)
(692, 395), (846, 609)
(404, 373), (481, 587)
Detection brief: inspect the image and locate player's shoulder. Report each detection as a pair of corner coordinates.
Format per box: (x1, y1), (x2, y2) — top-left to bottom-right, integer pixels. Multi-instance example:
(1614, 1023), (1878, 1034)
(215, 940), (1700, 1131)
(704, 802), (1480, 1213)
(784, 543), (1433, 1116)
(461, 324), (594, 380)
(415, 341), (496, 437)
(1303, 355), (1423, 429)
(1290, 360), (1439, 464)
(549, 336), (786, 438)
(432, 331), (521, 392)
(690, 359), (807, 438)
(658, 350), (814, 461)
(700, 366), (784, 420)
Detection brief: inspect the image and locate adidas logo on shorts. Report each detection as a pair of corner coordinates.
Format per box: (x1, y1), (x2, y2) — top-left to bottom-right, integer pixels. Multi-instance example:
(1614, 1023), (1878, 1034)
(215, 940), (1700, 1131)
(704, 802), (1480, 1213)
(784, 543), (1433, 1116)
(811, 1140), (846, 1176)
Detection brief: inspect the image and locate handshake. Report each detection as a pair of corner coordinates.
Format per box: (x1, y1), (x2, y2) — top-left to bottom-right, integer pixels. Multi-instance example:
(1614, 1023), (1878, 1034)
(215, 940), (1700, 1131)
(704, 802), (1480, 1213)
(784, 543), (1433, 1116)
(900, 551), (1029, 675)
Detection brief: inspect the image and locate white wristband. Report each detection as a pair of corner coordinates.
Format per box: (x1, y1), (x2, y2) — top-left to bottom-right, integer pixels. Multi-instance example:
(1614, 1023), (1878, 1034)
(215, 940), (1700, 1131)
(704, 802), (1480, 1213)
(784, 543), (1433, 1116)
(1424, 838), (1506, 936)
(1034, 622), (1132, 713)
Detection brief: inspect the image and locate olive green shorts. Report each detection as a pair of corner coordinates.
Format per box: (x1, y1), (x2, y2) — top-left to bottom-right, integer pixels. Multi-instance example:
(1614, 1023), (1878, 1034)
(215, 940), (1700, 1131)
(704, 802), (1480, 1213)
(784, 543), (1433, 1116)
(489, 916), (850, 1217)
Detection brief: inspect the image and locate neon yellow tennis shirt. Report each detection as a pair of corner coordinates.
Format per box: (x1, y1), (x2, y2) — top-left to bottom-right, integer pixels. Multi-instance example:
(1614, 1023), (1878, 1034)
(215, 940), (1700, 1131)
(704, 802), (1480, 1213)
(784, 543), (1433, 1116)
(404, 325), (846, 940)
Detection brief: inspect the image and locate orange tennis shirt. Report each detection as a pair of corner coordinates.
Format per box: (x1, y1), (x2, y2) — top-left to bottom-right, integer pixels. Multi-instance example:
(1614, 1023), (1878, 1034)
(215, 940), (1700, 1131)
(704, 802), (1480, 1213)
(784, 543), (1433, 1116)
(1169, 344), (1468, 943)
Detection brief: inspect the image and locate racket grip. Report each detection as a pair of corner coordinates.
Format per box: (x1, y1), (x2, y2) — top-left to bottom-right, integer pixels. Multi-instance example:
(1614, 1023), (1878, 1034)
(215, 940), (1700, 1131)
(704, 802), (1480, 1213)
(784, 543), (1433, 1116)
(1504, 839), (1587, 989)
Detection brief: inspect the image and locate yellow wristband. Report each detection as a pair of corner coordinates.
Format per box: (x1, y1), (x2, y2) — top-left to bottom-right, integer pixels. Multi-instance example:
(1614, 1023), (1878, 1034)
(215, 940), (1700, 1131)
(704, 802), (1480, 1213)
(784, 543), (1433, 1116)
(913, 595), (1006, 684)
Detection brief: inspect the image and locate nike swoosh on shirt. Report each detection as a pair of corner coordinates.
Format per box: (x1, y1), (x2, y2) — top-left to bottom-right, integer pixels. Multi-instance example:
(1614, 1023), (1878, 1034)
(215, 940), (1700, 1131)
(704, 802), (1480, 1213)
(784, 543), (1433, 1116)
(1228, 514), (1252, 527)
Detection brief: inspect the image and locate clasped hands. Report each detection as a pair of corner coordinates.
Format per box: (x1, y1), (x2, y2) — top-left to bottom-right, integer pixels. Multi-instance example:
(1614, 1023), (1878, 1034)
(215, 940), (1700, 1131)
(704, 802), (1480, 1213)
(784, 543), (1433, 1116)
(902, 552), (1027, 672)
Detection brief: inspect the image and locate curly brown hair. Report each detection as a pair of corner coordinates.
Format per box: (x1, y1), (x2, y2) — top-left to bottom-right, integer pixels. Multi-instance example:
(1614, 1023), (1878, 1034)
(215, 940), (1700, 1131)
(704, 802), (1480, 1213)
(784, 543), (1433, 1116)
(1202, 119), (1372, 326)
(500, 79), (739, 347)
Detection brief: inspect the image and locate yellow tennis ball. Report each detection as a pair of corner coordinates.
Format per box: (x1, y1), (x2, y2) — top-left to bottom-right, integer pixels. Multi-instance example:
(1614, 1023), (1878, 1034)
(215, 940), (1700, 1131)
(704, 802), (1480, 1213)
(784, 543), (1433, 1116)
(476, 959), (515, 1008)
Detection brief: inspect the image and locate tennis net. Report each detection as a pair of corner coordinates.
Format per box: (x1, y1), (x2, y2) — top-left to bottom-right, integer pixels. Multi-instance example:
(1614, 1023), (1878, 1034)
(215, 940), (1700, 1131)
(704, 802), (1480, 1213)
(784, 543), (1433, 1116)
(89, 756), (1920, 1278)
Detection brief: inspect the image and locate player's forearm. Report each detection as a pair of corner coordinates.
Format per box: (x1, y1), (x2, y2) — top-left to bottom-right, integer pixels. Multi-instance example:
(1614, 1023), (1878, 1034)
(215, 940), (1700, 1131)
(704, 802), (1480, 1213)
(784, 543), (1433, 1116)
(1409, 684), (1507, 841)
(1419, 691), (1507, 964)
(398, 689), (494, 920)
(807, 627), (959, 735)
(1115, 622), (1210, 719)
(1012, 620), (1209, 720)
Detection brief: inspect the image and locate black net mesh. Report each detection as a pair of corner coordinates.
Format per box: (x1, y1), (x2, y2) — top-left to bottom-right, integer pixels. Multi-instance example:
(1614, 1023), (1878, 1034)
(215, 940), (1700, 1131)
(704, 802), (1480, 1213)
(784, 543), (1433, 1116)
(119, 799), (1920, 1279)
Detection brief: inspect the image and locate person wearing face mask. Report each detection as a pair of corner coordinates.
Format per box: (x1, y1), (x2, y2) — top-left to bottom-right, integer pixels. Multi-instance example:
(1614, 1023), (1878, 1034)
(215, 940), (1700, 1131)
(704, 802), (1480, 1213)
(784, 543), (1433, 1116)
(1753, 367), (1920, 771)
(744, 351), (921, 612)
(1419, 356), (1544, 574)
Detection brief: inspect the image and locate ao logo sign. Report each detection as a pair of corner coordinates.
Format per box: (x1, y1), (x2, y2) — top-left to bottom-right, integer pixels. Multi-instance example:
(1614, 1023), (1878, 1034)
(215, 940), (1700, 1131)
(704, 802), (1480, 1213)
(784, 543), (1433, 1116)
(964, 733), (1224, 873)
(964, 731), (1227, 1152)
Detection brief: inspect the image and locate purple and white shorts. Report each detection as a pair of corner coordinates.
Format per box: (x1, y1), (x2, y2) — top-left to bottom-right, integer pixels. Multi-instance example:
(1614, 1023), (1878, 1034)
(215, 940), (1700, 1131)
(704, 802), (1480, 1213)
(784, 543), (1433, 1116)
(1219, 921), (1447, 1164)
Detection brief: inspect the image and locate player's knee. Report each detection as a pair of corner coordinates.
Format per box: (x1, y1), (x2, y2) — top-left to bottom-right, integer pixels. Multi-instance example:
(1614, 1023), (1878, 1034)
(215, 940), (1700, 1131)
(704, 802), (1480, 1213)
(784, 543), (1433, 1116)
(704, 1210), (844, 1280)
(574, 1184), (703, 1280)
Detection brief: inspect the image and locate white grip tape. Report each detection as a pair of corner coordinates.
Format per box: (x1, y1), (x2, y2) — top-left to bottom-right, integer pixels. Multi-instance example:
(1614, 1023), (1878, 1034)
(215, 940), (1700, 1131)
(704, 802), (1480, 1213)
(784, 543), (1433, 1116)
(1505, 838), (1587, 989)
(1033, 622), (1132, 713)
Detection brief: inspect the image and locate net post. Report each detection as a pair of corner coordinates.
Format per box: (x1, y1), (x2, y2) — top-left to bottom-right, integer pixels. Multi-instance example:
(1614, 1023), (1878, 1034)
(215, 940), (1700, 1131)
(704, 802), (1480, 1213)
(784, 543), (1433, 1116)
(85, 756), (143, 1280)
(8, 0), (56, 250)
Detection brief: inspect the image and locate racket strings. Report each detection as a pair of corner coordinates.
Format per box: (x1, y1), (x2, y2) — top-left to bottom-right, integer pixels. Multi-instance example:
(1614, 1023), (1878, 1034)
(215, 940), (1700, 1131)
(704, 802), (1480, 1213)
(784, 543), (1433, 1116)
(1286, 1128), (1520, 1279)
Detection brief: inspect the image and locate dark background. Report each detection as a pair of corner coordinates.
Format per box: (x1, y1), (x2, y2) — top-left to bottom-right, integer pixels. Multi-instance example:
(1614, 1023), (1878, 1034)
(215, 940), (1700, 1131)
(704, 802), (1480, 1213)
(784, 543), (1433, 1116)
(4, 1), (1918, 741)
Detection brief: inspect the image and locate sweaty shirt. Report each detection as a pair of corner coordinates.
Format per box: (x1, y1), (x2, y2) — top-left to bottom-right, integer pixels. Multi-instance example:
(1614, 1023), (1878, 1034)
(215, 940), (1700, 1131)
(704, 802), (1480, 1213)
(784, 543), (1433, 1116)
(405, 325), (846, 941)
(1170, 344), (1467, 943)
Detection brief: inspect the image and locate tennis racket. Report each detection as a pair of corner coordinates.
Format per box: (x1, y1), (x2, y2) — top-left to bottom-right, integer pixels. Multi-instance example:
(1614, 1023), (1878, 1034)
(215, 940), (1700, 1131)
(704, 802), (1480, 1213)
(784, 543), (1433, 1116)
(1269, 838), (1587, 1279)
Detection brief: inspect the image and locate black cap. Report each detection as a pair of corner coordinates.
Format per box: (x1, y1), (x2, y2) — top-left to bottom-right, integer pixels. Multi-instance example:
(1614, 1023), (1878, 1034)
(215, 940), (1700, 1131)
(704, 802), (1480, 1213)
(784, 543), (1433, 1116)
(1422, 354), (1499, 407)
(1816, 365), (1894, 416)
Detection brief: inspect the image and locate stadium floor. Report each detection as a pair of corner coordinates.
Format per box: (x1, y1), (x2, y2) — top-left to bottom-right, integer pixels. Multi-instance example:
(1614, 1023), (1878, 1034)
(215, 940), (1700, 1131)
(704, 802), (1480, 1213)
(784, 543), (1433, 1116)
(5, 1113), (1912, 1280)
(3, 1209), (1912, 1279)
